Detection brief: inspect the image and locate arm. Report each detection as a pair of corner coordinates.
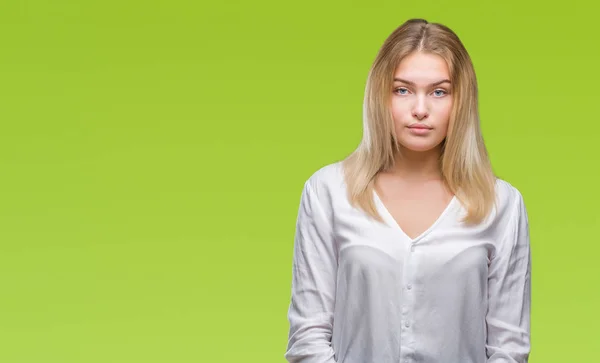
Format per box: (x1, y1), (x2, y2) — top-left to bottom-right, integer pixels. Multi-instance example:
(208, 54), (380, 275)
(486, 190), (532, 362)
(284, 180), (338, 363)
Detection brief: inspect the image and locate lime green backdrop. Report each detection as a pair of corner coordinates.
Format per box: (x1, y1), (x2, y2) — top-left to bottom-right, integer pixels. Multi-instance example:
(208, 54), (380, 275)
(0, 0), (598, 362)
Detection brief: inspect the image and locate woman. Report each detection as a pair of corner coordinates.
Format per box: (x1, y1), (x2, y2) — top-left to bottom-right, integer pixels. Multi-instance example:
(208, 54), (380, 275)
(284, 18), (531, 363)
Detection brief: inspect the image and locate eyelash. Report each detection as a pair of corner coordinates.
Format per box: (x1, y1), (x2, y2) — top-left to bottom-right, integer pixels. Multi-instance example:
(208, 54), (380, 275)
(393, 87), (449, 97)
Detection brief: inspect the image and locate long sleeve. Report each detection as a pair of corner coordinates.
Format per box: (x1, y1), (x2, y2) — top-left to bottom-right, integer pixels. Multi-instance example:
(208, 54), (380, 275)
(486, 190), (532, 363)
(284, 180), (338, 363)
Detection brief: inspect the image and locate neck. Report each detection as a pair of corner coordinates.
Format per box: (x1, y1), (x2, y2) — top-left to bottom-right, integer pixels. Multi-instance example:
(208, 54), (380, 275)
(388, 144), (444, 182)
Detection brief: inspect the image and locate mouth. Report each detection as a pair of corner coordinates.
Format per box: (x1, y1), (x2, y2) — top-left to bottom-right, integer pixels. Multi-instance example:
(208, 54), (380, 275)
(407, 126), (433, 130)
(407, 126), (433, 134)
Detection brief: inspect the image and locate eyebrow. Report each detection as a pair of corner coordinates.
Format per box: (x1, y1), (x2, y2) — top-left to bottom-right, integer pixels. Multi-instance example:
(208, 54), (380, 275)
(393, 78), (451, 87)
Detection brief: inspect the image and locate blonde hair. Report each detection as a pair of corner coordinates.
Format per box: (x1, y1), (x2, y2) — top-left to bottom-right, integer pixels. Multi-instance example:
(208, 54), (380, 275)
(342, 18), (497, 225)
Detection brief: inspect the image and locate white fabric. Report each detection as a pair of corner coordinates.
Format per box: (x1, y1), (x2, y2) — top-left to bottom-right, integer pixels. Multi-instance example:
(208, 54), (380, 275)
(284, 161), (531, 363)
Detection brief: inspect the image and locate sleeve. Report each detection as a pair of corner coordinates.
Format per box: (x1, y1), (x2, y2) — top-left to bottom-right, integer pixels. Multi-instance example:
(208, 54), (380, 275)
(486, 190), (532, 363)
(284, 180), (338, 363)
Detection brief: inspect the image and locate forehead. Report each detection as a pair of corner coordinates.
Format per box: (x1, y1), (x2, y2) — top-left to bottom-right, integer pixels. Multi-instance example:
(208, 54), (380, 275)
(393, 52), (450, 80)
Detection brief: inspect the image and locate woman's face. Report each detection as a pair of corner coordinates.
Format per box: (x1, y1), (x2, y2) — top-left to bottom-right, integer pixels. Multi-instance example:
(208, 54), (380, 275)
(391, 51), (453, 152)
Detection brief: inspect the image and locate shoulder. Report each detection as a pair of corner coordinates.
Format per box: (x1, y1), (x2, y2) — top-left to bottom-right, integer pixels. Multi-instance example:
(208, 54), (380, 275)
(300, 160), (346, 209)
(492, 177), (527, 232)
(494, 177), (525, 211)
(304, 160), (345, 195)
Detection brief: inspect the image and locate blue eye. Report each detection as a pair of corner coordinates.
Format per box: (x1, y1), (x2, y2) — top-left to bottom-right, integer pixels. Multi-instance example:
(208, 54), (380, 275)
(395, 88), (409, 95)
(433, 89), (447, 97)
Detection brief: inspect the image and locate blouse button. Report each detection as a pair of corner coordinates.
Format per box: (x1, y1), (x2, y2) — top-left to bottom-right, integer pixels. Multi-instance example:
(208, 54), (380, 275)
(410, 244), (415, 252)
(407, 284), (412, 290)
(405, 321), (410, 328)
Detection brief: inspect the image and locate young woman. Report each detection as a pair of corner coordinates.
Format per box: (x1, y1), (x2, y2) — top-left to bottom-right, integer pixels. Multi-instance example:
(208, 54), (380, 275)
(284, 19), (531, 363)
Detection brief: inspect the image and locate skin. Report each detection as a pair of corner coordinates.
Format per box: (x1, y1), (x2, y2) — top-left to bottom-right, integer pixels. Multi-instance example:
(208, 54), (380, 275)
(388, 51), (453, 182)
(374, 51), (455, 239)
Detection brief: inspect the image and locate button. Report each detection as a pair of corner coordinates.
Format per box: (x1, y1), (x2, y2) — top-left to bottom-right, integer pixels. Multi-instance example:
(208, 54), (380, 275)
(407, 284), (412, 290)
(405, 321), (410, 327)
(410, 244), (415, 252)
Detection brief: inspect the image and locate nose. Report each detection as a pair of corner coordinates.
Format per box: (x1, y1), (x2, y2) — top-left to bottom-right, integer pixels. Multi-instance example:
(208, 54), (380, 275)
(412, 94), (429, 120)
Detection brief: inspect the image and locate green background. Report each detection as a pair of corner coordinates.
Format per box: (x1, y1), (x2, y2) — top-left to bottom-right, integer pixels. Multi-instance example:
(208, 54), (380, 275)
(0, 0), (598, 362)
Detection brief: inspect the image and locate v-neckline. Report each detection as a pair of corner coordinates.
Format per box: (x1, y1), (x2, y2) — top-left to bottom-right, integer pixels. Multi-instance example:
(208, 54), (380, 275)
(372, 189), (457, 244)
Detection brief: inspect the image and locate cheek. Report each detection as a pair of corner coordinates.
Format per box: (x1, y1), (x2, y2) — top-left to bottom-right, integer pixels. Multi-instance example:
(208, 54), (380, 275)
(436, 101), (453, 125)
(391, 102), (411, 122)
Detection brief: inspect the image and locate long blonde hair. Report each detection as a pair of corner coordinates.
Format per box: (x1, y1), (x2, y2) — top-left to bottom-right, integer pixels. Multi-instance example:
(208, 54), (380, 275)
(342, 18), (497, 225)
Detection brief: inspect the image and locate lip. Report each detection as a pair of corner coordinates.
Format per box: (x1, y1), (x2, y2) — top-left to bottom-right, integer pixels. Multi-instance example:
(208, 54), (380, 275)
(407, 125), (432, 129)
(407, 126), (432, 135)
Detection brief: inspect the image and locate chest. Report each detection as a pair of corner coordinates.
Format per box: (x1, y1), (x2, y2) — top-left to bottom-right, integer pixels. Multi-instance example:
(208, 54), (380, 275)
(374, 175), (454, 241)
(387, 194), (451, 239)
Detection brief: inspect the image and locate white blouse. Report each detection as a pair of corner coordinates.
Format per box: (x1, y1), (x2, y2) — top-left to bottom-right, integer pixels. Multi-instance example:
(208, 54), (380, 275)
(284, 161), (531, 363)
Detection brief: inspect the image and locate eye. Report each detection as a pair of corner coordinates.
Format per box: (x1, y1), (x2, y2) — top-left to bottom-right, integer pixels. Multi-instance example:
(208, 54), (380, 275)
(394, 87), (409, 95)
(433, 89), (448, 97)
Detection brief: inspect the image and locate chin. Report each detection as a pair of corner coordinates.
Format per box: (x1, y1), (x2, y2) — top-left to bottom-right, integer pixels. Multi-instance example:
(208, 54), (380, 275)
(401, 144), (438, 152)
(397, 138), (444, 152)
